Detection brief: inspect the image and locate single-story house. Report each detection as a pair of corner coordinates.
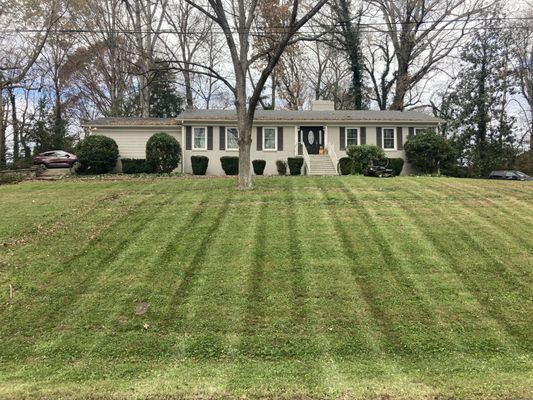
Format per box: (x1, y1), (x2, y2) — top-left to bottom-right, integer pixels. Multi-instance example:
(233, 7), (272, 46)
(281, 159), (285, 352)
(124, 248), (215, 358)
(83, 101), (443, 176)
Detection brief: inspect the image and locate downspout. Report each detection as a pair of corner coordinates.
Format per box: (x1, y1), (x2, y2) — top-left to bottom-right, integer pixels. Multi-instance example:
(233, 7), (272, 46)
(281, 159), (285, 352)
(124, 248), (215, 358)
(180, 119), (185, 173)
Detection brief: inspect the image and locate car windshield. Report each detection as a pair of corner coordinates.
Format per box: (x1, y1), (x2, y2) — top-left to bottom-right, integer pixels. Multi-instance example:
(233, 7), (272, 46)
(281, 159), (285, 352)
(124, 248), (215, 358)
(515, 171), (528, 178)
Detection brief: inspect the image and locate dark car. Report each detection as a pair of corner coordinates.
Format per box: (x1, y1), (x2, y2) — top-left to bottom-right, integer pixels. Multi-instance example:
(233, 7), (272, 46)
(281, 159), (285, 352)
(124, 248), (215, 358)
(488, 170), (532, 181)
(33, 150), (78, 168)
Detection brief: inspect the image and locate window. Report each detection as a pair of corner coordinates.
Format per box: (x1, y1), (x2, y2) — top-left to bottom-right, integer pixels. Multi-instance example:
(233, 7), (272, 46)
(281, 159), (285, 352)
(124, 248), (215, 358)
(226, 127), (239, 150)
(193, 127), (207, 150)
(383, 128), (395, 150)
(415, 127), (436, 135)
(263, 127), (277, 150)
(346, 128), (359, 146)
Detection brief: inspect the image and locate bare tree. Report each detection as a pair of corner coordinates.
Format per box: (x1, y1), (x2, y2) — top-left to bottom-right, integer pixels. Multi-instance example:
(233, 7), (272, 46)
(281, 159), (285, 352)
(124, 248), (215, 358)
(369, 0), (490, 111)
(183, 0), (329, 189)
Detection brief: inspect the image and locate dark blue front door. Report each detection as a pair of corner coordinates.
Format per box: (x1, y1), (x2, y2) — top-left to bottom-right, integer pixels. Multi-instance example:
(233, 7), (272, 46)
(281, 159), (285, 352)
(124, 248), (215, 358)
(300, 126), (323, 154)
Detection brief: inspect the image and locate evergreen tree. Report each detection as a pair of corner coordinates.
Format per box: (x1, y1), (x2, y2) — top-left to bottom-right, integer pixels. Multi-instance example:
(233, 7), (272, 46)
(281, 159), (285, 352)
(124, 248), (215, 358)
(443, 11), (517, 176)
(148, 64), (184, 118)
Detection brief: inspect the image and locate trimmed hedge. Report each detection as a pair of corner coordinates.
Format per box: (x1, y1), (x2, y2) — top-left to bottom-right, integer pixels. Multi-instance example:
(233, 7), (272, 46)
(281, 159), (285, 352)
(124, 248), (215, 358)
(288, 157), (304, 176)
(191, 156), (209, 175)
(338, 157), (352, 175)
(276, 160), (287, 176)
(252, 159), (266, 175)
(146, 132), (181, 173)
(387, 158), (404, 176)
(76, 135), (119, 174)
(121, 158), (151, 174)
(220, 156), (239, 175)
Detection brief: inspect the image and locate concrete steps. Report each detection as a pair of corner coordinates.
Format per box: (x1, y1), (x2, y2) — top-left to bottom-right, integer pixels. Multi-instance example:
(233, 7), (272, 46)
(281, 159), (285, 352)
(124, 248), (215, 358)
(307, 155), (338, 176)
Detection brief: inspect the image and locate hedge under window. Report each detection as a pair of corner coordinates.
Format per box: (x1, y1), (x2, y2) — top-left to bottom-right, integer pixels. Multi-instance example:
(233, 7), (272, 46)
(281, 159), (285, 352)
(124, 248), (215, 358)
(383, 128), (395, 150)
(263, 127), (277, 150)
(193, 127), (207, 150)
(226, 127), (239, 150)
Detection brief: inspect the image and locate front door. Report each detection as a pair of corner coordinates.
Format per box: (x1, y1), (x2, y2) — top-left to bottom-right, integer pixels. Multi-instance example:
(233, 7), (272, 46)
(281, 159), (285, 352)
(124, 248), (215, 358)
(300, 126), (323, 155)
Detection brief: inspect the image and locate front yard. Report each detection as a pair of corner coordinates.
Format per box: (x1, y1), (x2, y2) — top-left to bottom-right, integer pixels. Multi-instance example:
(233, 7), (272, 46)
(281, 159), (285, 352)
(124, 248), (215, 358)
(0, 176), (532, 399)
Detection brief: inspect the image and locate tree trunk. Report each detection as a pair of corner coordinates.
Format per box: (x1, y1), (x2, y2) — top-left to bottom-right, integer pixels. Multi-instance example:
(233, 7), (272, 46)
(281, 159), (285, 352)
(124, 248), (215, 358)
(9, 91), (19, 162)
(183, 63), (194, 108)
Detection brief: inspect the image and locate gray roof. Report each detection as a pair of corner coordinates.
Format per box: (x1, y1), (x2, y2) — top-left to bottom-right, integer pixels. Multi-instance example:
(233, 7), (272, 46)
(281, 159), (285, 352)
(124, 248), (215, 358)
(83, 109), (443, 127)
(83, 117), (177, 127)
(179, 109), (444, 124)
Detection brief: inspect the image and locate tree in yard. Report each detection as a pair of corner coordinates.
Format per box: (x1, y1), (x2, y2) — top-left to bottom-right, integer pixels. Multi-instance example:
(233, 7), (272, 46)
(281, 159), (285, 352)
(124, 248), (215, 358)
(369, 0), (490, 111)
(184, 0), (329, 189)
(331, 0), (366, 109)
(440, 9), (517, 177)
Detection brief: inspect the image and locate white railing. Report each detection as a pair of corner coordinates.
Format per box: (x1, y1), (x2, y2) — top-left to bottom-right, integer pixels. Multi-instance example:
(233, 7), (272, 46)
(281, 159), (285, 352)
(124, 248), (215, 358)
(327, 142), (340, 175)
(297, 142), (311, 175)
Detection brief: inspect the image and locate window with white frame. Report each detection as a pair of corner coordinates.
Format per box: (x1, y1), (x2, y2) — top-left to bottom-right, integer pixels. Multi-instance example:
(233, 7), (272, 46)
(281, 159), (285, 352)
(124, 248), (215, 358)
(346, 127), (359, 146)
(383, 128), (395, 149)
(193, 127), (207, 150)
(263, 127), (277, 150)
(226, 127), (239, 150)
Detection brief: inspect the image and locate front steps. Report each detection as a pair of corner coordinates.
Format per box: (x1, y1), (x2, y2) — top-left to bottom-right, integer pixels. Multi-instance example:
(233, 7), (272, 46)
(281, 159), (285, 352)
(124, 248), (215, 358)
(307, 155), (339, 176)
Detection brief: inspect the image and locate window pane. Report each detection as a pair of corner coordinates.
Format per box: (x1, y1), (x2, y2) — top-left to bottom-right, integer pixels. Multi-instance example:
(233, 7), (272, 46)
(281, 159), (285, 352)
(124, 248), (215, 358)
(193, 128), (206, 149)
(347, 128), (358, 146)
(227, 128), (239, 149)
(383, 129), (395, 149)
(264, 128), (276, 150)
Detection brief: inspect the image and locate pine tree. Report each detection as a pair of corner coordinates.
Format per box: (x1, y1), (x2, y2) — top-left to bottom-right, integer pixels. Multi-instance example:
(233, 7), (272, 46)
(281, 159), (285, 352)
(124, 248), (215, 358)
(443, 11), (517, 176)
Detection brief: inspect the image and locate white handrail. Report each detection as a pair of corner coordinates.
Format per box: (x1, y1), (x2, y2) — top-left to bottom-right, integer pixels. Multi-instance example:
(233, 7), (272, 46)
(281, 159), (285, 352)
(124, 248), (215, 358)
(328, 142), (340, 175)
(298, 142), (311, 175)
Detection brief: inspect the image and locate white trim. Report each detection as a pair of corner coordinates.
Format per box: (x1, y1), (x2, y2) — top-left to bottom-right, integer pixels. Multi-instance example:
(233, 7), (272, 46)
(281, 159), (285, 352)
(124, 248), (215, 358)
(225, 127), (239, 151)
(262, 127), (277, 151)
(345, 126), (360, 147)
(382, 127), (397, 150)
(192, 126), (208, 150)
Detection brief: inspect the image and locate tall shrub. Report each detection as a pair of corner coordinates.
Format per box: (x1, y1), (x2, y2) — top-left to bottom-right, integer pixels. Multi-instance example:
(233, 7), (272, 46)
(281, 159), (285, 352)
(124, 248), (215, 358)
(76, 135), (119, 174)
(404, 132), (453, 174)
(288, 157), (304, 175)
(276, 160), (287, 176)
(146, 132), (181, 173)
(252, 160), (266, 175)
(346, 144), (385, 174)
(387, 158), (405, 176)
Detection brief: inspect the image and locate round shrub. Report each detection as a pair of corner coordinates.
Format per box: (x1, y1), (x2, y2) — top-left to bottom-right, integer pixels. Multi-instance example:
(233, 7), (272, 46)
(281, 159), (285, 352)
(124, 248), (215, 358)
(121, 158), (151, 174)
(338, 157), (352, 175)
(387, 158), (405, 176)
(276, 160), (287, 176)
(404, 132), (453, 174)
(220, 156), (239, 175)
(76, 135), (119, 174)
(252, 159), (266, 175)
(191, 156), (209, 175)
(288, 157), (304, 176)
(346, 144), (385, 174)
(146, 132), (181, 173)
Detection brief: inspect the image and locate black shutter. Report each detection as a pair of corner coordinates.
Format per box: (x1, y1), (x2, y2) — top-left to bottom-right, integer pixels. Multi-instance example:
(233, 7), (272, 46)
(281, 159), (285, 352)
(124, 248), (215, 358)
(186, 126), (192, 150)
(397, 127), (403, 150)
(219, 126), (225, 150)
(257, 127), (262, 151)
(207, 126), (213, 150)
(360, 127), (366, 145)
(408, 127), (415, 139)
(340, 127), (345, 150)
(277, 127), (283, 151)
(376, 127), (382, 148)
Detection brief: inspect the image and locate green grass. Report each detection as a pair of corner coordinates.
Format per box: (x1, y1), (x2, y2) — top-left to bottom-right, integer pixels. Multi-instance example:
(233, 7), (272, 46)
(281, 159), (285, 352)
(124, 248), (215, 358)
(0, 176), (532, 399)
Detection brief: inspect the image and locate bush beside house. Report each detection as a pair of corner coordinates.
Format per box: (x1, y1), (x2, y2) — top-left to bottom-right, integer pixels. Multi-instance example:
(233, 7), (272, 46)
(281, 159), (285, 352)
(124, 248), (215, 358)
(121, 159), (151, 174)
(276, 160), (287, 176)
(346, 145), (385, 174)
(338, 157), (352, 175)
(76, 135), (119, 174)
(146, 132), (181, 173)
(288, 157), (304, 175)
(191, 156), (209, 175)
(252, 160), (266, 175)
(387, 158), (404, 176)
(404, 133), (453, 175)
(220, 156), (239, 175)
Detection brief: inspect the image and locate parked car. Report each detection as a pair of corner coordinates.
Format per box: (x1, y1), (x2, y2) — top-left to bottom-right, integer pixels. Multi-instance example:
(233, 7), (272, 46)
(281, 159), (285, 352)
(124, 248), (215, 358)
(33, 150), (78, 169)
(488, 170), (532, 181)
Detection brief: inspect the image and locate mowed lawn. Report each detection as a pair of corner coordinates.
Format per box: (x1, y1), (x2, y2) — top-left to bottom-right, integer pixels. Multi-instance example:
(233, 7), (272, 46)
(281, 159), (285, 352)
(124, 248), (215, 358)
(0, 176), (532, 399)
